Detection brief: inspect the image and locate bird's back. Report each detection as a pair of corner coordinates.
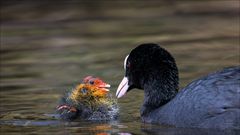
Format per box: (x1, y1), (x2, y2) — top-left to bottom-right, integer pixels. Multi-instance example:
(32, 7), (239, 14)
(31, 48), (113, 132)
(152, 66), (240, 129)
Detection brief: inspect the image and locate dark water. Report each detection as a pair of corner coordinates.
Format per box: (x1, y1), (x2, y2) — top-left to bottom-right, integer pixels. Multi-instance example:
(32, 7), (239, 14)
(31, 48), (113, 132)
(0, 1), (239, 134)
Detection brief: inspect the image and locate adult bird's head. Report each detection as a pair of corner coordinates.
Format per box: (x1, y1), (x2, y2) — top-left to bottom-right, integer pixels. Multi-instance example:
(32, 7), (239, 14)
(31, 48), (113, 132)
(116, 43), (178, 99)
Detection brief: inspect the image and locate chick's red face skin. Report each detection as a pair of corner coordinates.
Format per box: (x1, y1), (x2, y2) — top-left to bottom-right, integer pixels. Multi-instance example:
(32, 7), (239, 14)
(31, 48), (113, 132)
(83, 76), (94, 84)
(82, 76), (111, 92)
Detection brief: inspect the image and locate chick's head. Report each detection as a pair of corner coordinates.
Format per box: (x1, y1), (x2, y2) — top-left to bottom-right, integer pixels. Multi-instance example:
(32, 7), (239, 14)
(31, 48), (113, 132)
(70, 76), (111, 103)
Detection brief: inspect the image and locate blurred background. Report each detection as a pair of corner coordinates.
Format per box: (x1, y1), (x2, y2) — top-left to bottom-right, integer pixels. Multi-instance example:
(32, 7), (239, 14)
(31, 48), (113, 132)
(0, 0), (239, 134)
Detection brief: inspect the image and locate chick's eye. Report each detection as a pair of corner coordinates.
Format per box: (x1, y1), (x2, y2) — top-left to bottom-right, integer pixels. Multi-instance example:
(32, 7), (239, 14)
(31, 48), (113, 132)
(89, 80), (94, 85)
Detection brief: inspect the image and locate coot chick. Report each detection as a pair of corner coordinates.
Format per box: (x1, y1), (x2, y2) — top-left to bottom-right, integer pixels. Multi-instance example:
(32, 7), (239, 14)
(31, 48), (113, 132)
(116, 43), (240, 129)
(57, 76), (118, 120)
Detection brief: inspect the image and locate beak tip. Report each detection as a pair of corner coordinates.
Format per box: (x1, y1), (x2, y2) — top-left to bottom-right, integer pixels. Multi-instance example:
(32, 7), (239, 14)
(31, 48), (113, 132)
(106, 84), (111, 88)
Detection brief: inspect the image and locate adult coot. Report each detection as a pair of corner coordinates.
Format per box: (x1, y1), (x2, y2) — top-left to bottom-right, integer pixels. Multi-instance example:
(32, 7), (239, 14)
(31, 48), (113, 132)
(116, 43), (240, 129)
(57, 76), (118, 120)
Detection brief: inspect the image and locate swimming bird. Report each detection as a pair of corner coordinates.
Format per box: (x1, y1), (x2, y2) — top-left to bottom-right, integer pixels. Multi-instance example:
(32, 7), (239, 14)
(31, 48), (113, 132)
(116, 43), (240, 129)
(57, 76), (118, 120)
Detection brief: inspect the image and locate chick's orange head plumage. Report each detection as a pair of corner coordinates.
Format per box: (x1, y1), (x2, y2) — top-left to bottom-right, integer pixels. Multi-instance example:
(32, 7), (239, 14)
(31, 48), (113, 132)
(70, 76), (111, 102)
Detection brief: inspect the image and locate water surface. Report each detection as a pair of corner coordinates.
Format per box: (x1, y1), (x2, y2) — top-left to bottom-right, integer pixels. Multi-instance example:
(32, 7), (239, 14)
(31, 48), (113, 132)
(0, 1), (239, 134)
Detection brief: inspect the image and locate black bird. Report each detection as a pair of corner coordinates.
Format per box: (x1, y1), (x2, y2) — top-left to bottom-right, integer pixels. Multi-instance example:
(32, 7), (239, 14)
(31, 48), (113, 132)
(116, 43), (240, 129)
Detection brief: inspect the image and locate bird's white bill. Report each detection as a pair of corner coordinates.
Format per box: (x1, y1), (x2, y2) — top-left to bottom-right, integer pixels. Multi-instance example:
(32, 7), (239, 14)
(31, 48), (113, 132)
(116, 77), (129, 98)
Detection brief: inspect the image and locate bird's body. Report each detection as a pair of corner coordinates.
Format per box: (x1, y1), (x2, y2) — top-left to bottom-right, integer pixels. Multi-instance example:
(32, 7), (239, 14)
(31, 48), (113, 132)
(57, 76), (118, 121)
(143, 66), (240, 129)
(116, 43), (240, 129)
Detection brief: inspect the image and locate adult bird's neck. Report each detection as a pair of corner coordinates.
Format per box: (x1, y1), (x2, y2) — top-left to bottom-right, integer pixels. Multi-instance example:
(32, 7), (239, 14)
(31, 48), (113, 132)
(140, 70), (179, 117)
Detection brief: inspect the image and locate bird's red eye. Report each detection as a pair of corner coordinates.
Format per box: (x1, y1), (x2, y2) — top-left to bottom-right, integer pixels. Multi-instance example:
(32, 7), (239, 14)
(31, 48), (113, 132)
(127, 62), (130, 68)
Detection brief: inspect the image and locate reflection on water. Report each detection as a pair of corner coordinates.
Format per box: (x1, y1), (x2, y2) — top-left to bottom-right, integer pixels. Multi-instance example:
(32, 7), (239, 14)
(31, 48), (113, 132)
(0, 1), (239, 134)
